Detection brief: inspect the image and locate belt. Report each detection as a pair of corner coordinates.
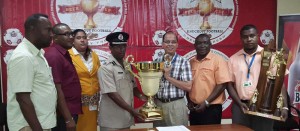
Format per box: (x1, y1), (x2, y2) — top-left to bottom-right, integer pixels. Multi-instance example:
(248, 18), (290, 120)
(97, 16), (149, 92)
(158, 97), (184, 103)
(241, 99), (250, 103)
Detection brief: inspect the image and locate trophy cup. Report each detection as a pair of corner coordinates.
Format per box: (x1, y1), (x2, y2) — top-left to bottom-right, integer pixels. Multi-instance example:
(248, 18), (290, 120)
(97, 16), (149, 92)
(198, 0), (214, 30)
(124, 55), (164, 121)
(245, 31), (287, 121)
(81, 0), (99, 29)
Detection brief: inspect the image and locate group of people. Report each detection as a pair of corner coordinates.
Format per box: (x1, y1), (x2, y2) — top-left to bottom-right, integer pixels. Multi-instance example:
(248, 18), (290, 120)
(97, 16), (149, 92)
(6, 13), (290, 131)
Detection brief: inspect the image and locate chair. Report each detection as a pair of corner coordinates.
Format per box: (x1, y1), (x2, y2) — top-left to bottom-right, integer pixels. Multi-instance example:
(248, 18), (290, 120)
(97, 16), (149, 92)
(273, 94), (300, 131)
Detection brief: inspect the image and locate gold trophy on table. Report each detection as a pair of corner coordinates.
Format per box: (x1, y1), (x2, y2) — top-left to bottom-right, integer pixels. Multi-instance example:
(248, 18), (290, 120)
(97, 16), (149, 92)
(124, 55), (165, 121)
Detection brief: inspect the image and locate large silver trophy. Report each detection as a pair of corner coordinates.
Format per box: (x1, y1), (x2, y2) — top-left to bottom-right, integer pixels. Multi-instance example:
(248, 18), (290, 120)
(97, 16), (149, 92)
(124, 55), (165, 121)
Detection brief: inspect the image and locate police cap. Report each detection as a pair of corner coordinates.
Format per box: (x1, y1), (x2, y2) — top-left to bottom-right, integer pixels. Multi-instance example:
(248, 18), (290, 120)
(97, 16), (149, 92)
(106, 32), (129, 45)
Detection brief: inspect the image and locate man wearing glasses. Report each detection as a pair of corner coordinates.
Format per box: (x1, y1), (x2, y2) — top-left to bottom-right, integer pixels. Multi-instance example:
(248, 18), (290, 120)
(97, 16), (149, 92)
(187, 33), (231, 125)
(45, 23), (81, 131)
(154, 31), (192, 127)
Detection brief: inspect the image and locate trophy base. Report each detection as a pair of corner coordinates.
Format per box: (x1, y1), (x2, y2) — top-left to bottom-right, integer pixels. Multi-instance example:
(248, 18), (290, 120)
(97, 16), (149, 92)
(140, 108), (163, 122)
(245, 110), (284, 121)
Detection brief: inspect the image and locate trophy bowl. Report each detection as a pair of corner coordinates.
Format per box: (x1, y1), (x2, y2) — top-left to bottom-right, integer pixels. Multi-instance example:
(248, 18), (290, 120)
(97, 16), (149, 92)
(125, 55), (164, 121)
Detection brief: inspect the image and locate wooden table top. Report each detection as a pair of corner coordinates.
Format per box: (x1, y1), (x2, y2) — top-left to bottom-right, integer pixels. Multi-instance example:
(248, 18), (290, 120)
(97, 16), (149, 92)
(119, 124), (253, 131)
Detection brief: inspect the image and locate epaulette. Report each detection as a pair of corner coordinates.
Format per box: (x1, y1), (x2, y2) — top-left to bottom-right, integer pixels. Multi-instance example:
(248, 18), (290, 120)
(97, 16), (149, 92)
(111, 61), (117, 66)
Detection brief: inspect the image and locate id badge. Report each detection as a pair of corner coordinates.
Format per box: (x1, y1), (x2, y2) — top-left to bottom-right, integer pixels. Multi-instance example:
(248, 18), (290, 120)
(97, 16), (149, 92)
(243, 81), (252, 87)
(89, 105), (97, 111)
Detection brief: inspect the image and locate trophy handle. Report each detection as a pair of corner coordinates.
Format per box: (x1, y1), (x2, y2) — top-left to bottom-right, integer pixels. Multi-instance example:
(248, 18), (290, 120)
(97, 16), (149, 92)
(125, 55), (142, 83)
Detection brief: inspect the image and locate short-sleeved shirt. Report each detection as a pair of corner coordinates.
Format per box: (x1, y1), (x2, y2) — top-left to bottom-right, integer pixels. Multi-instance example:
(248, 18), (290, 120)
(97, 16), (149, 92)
(228, 46), (264, 100)
(7, 38), (57, 131)
(98, 55), (136, 128)
(156, 53), (192, 99)
(45, 44), (82, 115)
(189, 51), (231, 104)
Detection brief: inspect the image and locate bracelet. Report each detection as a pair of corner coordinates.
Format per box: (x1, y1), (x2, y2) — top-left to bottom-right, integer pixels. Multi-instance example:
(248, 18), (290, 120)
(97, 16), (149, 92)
(65, 117), (73, 124)
(282, 107), (289, 111)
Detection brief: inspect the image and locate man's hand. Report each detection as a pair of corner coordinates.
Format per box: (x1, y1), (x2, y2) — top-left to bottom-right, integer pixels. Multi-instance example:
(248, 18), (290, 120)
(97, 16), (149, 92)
(239, 102), (249, 113)
(163, 66), (172, 78)
(131, 110), (145, 122)
(66, 119), (76, 131)
(281, 109), (288, 121)
(194, 103), (207, 112)
(187, 102), (196, 111)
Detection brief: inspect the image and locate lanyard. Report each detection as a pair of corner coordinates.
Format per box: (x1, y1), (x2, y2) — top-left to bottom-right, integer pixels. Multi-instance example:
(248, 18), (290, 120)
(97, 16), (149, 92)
(243, 53), (256, 80)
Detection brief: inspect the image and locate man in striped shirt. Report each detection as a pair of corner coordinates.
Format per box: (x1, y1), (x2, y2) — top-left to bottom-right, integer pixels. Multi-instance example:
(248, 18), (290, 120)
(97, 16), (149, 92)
(154, 31), (192, 127)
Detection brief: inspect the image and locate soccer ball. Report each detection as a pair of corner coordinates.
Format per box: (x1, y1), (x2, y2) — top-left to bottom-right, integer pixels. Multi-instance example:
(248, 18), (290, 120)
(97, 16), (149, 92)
(152, 30), (166, 46)
(3, 28), (23, 46)
(260, 30), (274, 45)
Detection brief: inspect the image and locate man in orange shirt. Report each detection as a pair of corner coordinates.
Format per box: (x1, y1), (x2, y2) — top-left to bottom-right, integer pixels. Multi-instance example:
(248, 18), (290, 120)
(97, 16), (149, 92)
(188, 33), (231, 125)
(227, 24), (288, 131)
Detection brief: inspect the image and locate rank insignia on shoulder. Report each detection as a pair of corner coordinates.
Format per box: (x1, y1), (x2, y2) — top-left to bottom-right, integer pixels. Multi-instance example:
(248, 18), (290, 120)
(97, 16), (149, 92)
(118, 72), (123, 74)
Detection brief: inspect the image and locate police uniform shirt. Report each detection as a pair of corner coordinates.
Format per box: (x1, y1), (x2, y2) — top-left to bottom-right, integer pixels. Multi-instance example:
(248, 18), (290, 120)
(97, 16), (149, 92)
(98, 55), (136, 128)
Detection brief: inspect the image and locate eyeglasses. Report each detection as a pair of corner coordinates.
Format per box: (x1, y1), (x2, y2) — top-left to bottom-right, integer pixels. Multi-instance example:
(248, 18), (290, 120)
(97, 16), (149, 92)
(163, 40), (177, 44)
(55, 32), (74, 37)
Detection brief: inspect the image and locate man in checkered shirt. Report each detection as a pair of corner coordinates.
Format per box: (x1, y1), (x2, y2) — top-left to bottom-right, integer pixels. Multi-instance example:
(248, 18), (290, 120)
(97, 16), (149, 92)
(154, 31), (192, 127)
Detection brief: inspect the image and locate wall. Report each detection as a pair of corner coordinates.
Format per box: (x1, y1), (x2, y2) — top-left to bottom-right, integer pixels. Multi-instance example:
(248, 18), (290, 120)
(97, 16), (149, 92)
(276, 0), (300, 38)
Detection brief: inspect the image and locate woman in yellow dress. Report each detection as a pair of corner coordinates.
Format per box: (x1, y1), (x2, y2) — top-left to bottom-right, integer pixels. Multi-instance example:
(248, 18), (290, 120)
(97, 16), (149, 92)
(69, 29), (100, 131)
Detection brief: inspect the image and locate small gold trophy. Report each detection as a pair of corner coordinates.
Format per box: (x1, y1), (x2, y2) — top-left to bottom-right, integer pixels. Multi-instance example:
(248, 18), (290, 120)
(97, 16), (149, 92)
(81, 0), (99, 29)
(124, 55), (164, 121)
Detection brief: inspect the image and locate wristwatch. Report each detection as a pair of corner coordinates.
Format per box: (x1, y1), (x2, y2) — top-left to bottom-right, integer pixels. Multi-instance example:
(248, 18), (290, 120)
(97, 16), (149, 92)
(205, 100), (210, 107)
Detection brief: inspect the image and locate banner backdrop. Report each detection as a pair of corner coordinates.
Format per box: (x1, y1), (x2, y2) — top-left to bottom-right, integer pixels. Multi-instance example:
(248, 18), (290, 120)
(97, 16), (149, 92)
(1, 0), (276, 118)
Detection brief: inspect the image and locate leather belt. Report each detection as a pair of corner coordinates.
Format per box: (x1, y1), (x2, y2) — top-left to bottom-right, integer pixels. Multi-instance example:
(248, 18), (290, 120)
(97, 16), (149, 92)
(158, 97), (184, 103)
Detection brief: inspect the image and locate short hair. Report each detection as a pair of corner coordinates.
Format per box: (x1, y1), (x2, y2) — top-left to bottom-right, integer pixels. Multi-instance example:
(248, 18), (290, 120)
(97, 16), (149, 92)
(52, 23), (69, 34)
(162, 31), (178, 42)
(73, 29), (86, 36)
(240, 24), (258, 36)
(195, 33), (212, 44)
(24, 14), (48, 33)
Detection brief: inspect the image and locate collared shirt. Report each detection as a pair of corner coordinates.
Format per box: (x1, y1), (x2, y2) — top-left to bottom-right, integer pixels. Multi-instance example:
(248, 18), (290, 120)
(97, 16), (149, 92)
(45, 44), (82, 115)
(228, 45), (264, 100)
(156, 53), (192, 99)
(189, 51), (231, 104)
(98, 55), (136, 128)
(7, 38), (57, 131)
(71, 47), (93, 72)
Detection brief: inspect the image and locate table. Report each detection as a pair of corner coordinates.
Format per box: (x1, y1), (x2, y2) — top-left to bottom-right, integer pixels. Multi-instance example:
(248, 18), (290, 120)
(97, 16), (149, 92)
(119, 124), (253, 131)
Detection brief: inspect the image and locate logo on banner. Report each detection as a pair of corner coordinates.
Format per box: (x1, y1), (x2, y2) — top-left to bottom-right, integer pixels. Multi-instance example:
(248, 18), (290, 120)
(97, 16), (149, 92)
(92, 49), (111, 65)
(4, 49), (15, 64)
(50, 0), (127, 45)
(3, 28), (23, 46)
(173, 0), (238, 44)
(260, 30), (274, 45)
(152, 30), (166, 46)
(152, 49), (165, 61)
(183, 49), (232, 111)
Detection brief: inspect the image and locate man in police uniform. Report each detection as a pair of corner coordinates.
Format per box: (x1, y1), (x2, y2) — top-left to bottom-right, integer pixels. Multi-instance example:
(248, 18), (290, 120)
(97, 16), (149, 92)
(97, 32), (147, 131)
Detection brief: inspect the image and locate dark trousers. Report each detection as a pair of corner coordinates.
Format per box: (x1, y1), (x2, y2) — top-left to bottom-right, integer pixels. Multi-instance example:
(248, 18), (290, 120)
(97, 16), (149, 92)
(52, 115), (78, 131)
(232, 102), (274, 131)
(189, 104), (222, 125)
